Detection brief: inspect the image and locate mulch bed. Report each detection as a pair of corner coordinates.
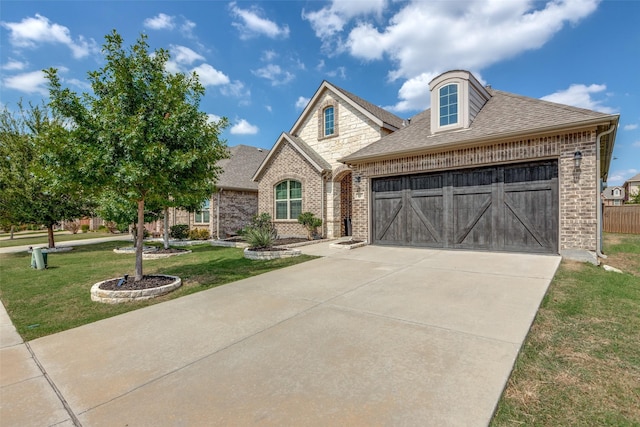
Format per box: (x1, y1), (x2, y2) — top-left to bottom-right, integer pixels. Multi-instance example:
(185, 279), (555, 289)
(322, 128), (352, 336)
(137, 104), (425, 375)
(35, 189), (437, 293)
(99, 275), (175, 291)
(334, 240), (364, 245)
(153, 248), (189, 254)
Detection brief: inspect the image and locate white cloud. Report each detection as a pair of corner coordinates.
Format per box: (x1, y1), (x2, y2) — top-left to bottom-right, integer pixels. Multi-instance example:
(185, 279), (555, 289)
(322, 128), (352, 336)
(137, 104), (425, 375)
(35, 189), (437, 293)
(265, 105), (272, 113)
(326, 66), (347, 79)
(3, 70), (48, 95)
(1, 59), (27, 71)
(632, 141), (640, 148)
(144, 13), (175, 30)
(1, 14), (97, 59)
(220, 80), (250, 100)
(192, 64), (230, 86)
(384, 72), (438, 112)
(303, 0), (386, 43)
(171, 45), (205, 65)
(252, 64), (294, 86)
(541, 83), (615, 113)
(262, 50), (277, 62)
(230, 119), (259, 135)
(295, 96), (310, 110)
(207, 113), (222, 123)
(181, 19), (197, 38)
(66, 78), (91, 91)
(229, 2), (289, 39)
(608, 168), (639, 186)
(623, 124), (638, 131)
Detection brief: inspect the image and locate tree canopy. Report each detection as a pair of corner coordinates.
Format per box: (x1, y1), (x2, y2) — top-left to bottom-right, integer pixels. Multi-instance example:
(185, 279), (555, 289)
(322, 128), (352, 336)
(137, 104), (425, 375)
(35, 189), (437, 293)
(0, 102), (93, 247)
(45, 30), (229, 280)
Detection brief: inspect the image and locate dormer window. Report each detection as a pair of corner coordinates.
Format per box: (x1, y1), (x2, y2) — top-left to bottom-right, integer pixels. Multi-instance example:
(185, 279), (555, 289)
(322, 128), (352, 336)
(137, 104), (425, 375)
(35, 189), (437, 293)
(324, 106), (335, 136)
(439, 84), (458, 127)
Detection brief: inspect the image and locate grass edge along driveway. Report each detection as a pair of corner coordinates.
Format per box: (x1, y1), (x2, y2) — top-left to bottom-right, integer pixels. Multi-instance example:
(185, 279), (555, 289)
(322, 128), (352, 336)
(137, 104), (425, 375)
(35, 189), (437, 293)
(0, 241), (316, 341)
(491, 233), (640, 426)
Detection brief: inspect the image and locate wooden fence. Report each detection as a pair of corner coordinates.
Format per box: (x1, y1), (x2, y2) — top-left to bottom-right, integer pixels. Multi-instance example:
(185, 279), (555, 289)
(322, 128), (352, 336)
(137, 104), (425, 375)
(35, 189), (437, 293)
(603, 205), (640, 234)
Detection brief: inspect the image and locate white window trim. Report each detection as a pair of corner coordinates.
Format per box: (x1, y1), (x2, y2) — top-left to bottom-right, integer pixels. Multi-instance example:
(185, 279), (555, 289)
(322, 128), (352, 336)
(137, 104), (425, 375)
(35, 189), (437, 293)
(275, 180), (302, 220)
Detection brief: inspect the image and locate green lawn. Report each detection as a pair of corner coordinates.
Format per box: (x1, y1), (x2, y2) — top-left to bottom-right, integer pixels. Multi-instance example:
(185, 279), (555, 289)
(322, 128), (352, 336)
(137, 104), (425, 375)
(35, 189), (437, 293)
(0, 231), (121, 248)
(0, 242), (315, 341)
(491, 233), (640, 426)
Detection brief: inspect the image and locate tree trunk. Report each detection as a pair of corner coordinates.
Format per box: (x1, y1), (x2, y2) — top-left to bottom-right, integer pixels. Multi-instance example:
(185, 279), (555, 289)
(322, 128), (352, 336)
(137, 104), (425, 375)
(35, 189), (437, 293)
(163, 207), (170, 250)
(47, 225), (55, 248)
(10, 225), (14, 240)
(135, 199), (145, 281)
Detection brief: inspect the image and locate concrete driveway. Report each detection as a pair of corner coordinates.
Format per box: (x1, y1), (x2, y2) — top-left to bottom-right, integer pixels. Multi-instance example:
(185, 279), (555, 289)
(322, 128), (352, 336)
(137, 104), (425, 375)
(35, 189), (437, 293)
(1, 242), (560, 426)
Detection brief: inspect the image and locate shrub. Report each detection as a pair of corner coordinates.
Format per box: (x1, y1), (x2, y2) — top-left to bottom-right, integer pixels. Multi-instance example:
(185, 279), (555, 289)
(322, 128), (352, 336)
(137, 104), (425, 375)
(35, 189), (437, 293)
(244, 213), (278, 249)
(66, 221), (81, 234)
(97, 225), (108, 232)
(298, 212), (322, 240)
(81, 224), (90, 233)
(170, 224), (190, 240)
(188, 228), (210, 240)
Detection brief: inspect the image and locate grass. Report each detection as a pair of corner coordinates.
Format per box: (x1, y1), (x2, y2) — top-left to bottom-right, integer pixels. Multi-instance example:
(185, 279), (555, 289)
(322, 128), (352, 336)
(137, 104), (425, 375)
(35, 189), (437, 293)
(0, 231), (119, 248)
(491, 233), (640, 426)
(0, 241), (315, 341)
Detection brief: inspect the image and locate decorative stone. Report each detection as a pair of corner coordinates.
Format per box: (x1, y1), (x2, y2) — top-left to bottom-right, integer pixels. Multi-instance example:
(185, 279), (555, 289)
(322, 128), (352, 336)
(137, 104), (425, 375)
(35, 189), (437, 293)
(90, 275), (182, 304)
(143, 250), (192, 260)
(329, 240), (367, 250)
(243, 248), (301, 260)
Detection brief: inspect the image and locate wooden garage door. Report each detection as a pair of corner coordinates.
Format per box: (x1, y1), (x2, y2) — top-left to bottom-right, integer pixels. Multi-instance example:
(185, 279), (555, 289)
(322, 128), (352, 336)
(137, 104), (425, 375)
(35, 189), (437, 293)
(372, 161), (558, 253)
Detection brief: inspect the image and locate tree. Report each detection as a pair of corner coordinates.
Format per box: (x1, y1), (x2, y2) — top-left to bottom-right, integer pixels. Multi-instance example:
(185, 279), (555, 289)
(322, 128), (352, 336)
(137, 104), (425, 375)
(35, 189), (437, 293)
(628, 189), (640, 204)
(0, 102), (93, 247)
(45, 31), (228, 281)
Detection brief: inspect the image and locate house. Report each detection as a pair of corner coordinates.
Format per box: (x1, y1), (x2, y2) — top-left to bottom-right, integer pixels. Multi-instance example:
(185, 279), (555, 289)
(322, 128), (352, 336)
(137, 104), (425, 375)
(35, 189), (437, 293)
(168, 144), (269, 238)
(255, 70), (619, 263)
(623, 173), (640, 203)
(602, 186), (625, 206)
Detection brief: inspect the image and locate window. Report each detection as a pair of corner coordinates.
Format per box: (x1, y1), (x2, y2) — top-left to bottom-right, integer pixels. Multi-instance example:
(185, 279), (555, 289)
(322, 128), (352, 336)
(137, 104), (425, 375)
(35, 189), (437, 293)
(613, 188), (621, 197)
(195, 199), (210, 223)
(275, 180), (302, 220)
(439, 84), (458, 126)
(324, 106), (334, 136)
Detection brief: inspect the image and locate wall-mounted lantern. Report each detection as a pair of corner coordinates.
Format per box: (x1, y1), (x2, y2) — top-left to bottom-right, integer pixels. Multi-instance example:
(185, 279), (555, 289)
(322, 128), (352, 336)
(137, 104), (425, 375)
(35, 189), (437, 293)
(574, 150), (583, 169)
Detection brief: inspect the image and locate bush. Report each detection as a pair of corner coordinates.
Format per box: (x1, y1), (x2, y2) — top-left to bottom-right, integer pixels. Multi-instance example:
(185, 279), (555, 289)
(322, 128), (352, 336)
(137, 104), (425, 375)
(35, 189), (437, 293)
(81, 224), (90, 233)
(188, 228), (210, 240)
(66, 221), (81, 234)
(170, 224), (190, 240)
(244, 213), (278, 249)
(298, 212), (322, 240)
(97, 225), (108, 232)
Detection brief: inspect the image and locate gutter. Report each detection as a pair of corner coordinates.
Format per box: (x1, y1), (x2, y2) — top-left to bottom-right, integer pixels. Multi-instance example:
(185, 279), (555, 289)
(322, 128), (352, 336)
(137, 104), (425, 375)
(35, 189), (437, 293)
(596, 124), (617, 260)
(340, 115), (620, 165)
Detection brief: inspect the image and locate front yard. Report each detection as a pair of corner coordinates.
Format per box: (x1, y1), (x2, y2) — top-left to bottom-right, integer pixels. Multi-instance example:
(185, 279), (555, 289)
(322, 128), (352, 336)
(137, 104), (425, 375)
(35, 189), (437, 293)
(491, 233), (640, 426)
(0, 241), (315, 341)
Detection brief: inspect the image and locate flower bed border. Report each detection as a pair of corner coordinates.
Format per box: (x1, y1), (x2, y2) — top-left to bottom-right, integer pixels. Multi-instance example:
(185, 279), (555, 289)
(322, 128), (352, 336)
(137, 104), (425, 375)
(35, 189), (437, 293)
(90, 274), (182, 304)
(243, 248), (301, 260)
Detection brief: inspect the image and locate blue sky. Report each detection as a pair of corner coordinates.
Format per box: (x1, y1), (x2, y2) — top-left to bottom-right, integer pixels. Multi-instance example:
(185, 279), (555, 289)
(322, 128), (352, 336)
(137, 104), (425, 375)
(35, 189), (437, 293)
(1, 0), (638, 185)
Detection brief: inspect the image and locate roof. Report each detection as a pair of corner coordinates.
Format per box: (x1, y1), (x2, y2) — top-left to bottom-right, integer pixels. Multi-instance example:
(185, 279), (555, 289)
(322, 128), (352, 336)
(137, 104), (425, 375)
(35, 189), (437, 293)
(624, 173), (640, 185)
(290, 81), (404, 135)
(341, 88), (619, 164)
(216, 144), (269, 191)
(252, 132), (331, 181)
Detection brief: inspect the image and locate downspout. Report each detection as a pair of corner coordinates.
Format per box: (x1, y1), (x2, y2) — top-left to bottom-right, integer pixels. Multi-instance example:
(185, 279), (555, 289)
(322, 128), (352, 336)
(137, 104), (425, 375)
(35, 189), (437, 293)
(595, 124), (616, 260)
(321, 172), (327, 238)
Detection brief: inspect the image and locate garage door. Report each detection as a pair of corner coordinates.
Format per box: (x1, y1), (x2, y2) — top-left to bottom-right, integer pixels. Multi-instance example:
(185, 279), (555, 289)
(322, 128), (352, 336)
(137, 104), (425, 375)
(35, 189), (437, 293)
(372, 161), (558, 253)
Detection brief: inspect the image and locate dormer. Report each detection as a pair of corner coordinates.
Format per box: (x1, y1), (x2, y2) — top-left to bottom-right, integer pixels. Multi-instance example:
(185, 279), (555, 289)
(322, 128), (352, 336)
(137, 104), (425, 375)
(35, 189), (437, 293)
(429, 70), (491, 134)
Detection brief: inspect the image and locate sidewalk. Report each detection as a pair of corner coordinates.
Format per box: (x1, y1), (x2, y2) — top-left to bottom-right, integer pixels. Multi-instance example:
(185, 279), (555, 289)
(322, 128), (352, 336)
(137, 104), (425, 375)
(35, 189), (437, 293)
(0, 300), (76, 426)
(0, 235), (133, 255)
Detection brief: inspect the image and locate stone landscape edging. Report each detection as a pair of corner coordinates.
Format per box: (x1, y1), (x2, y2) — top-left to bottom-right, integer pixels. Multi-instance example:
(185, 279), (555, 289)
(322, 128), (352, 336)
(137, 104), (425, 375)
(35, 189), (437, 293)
(243, 248), (301, 260)
(90, 275), (182, 304)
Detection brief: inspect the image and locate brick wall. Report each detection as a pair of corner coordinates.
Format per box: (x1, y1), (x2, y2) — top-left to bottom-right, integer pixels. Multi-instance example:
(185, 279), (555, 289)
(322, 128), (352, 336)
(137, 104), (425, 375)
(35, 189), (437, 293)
(215, 190), (258, 238)
(257, 141), (324, 238)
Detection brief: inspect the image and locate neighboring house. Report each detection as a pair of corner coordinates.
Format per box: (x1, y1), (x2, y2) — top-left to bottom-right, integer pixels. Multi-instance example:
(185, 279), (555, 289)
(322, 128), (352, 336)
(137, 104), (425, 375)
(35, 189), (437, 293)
(256, 70), (619, 263)
(623, 173), (640, 203)
(167, 144), (269, 238)
(602, 186), (625, 206)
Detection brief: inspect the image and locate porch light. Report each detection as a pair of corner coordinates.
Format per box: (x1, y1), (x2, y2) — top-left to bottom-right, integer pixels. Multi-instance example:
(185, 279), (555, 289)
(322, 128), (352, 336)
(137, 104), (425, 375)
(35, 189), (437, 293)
(574, 150), (582, 169)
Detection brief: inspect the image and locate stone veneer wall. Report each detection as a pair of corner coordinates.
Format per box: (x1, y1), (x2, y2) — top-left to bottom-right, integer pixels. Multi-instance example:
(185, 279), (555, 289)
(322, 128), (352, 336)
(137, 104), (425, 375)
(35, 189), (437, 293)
(257, 141), (324, 238)
(297, 91), (387, 168)
(350, 129), (599, 253)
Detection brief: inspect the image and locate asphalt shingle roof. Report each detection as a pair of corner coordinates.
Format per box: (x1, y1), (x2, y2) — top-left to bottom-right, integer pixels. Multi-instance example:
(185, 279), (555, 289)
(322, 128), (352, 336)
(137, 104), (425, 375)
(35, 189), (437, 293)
(216, 145), (269, 191)
(331, 83), (405, 130)
(341, 89), (618, 163)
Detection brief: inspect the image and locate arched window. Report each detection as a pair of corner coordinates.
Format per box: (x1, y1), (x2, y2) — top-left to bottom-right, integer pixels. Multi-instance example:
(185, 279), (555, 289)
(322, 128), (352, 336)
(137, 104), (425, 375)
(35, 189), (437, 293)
(324, 106), (334, 136)
(275, 180), (302, 220)
(439, 83), (458, 126)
